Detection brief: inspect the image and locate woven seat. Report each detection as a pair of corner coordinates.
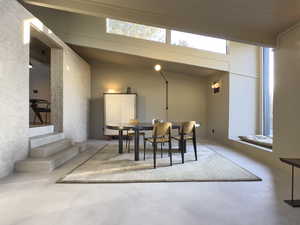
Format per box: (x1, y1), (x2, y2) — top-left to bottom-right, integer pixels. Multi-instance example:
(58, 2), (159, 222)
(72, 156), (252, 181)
(172, 121), (198, 163)
(145, 137), (170, 143)
(172, 135), (193, 141)
(143, 122), (172, 168)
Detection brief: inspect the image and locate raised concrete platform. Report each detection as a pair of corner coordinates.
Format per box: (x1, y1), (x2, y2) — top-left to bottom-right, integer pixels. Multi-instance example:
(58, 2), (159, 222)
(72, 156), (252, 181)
(29, 125), (54, 138)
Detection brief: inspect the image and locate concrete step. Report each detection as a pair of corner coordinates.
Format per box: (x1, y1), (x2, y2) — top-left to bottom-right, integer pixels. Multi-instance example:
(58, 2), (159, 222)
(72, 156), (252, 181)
(30, 139), (72, 158)
(15, 146), (79, 173)
(30, 133), (65, 149)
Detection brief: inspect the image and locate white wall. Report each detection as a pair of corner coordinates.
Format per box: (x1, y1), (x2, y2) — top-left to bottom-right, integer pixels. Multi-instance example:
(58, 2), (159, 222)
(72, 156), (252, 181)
(0, 0), (91, 178)
(90, 63), (208, 139)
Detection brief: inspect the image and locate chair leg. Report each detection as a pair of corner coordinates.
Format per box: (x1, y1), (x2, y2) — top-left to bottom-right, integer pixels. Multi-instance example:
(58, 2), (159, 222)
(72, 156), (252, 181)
(153, 143), (157, 169)
(180, 140), (184, 164)
(169, 140), (172, 166)
(128, 138), (131, 153)
(193, 137), (198, 161)
(161, 143), (163, 158)
(143, 138), (146, 160)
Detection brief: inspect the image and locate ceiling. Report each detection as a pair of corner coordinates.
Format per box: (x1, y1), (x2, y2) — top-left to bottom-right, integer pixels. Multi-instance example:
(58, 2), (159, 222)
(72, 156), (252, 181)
(70, 44), (220, 77)
(23, 0), (300, 47)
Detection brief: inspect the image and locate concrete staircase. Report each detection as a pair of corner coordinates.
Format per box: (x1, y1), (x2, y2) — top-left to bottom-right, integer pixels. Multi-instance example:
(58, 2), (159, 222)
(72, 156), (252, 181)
(15, 133), (80, 173)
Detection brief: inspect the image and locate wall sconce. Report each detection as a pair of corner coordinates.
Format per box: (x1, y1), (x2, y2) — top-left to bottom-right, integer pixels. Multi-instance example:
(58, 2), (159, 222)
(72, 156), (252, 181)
(211, 81), (221, 94)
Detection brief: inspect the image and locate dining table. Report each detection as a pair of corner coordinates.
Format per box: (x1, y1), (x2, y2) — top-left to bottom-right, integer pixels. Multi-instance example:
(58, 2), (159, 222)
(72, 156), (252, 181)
(106, 122), (200, 161)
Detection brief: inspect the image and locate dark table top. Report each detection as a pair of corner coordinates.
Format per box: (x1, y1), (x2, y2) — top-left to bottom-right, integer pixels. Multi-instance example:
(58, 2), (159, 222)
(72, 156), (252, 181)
(280, 158), (300, 168)
(106, 122), (200, 130)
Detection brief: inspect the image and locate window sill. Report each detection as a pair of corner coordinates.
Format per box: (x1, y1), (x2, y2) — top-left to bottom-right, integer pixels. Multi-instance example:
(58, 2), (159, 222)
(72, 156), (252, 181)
(229, 138), (273, 153)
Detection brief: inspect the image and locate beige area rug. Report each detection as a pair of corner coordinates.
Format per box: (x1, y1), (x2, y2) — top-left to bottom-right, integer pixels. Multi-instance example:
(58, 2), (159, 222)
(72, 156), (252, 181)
(58, 144), (262, 183)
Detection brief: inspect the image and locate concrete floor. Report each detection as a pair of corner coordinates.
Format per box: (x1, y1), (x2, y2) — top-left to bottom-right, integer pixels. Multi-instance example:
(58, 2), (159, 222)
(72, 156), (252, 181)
(0, 140), (299, 225)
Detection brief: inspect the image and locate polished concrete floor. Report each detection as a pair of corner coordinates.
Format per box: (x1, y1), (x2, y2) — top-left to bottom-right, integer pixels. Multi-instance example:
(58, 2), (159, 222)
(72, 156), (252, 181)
(0, 140), (299, 225)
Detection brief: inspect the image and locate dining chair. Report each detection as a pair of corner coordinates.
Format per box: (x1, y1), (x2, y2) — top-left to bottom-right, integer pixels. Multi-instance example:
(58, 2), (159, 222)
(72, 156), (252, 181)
(125, 119), (145, 152)
(172, 121), (197, 163)
(31, 99), (51, 124)
(143, 122), (172, 169)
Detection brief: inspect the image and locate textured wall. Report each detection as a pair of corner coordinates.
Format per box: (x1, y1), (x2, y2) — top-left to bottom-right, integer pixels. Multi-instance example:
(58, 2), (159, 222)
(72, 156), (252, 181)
(90, 62), (208, 139)
(0, 0), (91, 178)
(0, 0), (31, 178)
(63, 49), (91, 142)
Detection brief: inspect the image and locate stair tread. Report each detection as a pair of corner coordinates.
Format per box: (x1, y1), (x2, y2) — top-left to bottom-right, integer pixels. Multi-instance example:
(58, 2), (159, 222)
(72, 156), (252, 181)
(32, 138), (71, 150)
(27, 146), (78, 161)
(30, 132), (62, 140)
(16, 146), (80, 172)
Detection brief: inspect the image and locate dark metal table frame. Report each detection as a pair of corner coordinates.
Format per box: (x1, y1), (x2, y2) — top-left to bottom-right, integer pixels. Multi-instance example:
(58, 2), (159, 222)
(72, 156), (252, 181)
(106, 123), (181, 161)
(280, 158), (300, 207)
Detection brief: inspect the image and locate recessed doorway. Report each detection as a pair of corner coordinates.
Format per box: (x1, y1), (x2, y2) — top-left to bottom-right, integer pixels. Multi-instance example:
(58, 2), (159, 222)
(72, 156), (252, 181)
(29, 37), (51, 127)
(28, 25), (63, 136)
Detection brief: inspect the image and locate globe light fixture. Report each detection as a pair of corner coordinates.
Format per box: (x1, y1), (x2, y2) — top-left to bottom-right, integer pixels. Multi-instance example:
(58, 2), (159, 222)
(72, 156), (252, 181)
(154, 64), (162, 72)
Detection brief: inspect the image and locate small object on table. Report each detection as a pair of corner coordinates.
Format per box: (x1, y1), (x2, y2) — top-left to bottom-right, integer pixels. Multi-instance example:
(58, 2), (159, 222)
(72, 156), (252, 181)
(280, 158), (300, 207)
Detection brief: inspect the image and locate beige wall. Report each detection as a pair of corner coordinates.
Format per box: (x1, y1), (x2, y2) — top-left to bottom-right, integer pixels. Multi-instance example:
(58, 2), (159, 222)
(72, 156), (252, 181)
(90, 62), (208, 139)
(206, 42), (261, 142)
(274, 26), (300, 158)
(228, 42), (261, 139)
(206, 72), (230, 141)
(0, 0), (91, 178)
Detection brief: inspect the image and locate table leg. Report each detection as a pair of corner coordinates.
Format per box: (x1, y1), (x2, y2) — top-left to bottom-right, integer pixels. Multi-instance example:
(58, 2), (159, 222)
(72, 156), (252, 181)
(284, 165), (300, 207)
(134, 128), (140, 161)
(292, 165), (294, 202)
(118, 129), (123, 154)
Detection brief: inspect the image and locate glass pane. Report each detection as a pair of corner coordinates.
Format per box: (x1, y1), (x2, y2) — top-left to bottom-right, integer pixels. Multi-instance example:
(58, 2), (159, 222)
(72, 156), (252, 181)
(171, 30), (227, 54)
(269, 49), (274, 136)
(263, 48), (274, 137)
(106, 18), (166, 43)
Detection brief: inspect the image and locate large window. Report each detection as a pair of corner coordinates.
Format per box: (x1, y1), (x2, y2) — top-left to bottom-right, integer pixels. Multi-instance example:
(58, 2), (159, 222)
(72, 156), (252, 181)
(106, 18), (166, 43)
(263, 48), (274, 137)
(171, 30), (227, 54)
(106, 18), (227, 54)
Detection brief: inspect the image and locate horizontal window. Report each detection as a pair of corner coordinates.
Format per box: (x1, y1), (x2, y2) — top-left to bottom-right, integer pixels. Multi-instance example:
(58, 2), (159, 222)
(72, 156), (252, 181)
(106, 18), (166, 43)
(171, 30), (227, 54)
